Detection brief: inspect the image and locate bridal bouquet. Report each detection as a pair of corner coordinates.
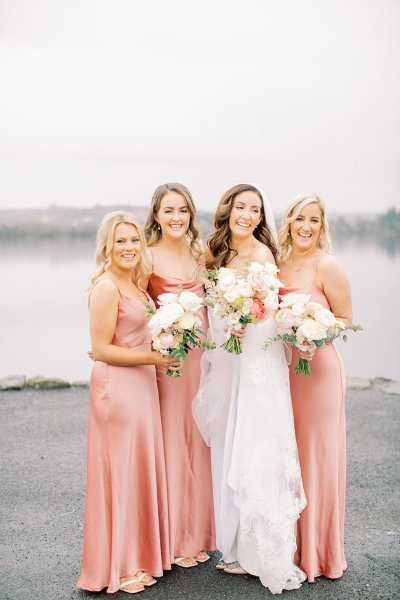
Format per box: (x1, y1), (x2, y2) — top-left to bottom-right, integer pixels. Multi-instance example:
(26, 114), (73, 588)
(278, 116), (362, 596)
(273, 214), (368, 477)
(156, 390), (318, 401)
(203, 262), (283, 354)
(264, 292), (362, 375)
(146, 291), (209, 378)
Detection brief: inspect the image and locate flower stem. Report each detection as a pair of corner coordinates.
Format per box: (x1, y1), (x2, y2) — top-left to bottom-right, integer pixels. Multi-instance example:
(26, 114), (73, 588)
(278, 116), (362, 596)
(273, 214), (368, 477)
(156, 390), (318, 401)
(295, 358), (311, 375)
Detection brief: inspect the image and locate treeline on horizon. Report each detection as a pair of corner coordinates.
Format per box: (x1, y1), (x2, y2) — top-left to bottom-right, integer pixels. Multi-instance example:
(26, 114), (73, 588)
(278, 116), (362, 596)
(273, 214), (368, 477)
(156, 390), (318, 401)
(0, 206), (399, 241)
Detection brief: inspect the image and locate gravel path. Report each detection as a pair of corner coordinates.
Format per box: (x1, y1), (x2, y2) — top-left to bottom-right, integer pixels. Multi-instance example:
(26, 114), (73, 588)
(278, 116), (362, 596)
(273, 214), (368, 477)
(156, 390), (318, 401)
(0, 386), (399, 600)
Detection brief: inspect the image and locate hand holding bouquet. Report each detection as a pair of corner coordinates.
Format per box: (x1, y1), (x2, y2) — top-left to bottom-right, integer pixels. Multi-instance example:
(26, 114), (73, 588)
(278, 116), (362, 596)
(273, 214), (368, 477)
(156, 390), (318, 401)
(264, 292), (362, 375)
(146, 291), (209, 378)
(203, 262), (283, 354)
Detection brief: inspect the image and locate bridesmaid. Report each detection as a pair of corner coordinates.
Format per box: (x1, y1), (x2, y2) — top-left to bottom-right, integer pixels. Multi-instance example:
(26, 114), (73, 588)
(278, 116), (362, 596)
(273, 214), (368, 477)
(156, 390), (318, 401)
(278, 193), (352, 583)
(77, 211), (180, 594)
(144, 183), (216, 568)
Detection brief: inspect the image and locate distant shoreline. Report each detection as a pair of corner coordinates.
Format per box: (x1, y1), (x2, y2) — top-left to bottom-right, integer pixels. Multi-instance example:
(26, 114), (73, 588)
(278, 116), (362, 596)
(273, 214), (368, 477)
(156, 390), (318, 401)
(0, 205), (399, 241)
(1, 373), (399, 395)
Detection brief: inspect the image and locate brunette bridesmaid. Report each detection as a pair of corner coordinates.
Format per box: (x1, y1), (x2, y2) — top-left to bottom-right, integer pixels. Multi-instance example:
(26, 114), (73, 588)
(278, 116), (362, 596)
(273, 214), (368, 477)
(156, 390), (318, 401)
(77, 211), (180, 594)
(278, 193), (352, 583)
(144, 183), (216, 568)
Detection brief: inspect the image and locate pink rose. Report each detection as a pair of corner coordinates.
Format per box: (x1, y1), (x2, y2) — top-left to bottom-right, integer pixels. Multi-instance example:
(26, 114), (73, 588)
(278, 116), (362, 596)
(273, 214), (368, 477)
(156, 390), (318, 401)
(250, 298), (266, 320)
(158, 332), (176, 350)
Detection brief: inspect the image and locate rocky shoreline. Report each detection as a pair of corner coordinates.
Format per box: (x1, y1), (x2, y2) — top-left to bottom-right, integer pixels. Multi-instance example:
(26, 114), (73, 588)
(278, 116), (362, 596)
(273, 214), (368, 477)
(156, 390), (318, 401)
(0, 373), (399, 395)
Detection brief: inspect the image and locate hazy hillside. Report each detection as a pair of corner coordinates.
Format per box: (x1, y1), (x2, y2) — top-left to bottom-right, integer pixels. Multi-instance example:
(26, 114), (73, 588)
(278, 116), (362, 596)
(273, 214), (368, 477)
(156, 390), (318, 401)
(0, 206), (399, 241)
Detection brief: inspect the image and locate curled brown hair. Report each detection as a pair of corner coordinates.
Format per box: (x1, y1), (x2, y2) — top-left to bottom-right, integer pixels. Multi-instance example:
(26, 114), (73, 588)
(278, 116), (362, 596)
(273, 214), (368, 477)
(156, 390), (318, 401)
(206, 184), (278, 269)
(144, 182), (203, 259)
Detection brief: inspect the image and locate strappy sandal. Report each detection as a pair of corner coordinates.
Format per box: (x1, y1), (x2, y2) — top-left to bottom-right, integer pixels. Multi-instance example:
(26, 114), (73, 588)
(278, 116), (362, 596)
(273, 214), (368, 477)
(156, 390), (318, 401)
(195, 551), (210, 563)
(216, 559), (228, 570)
(173, 556), (198, 568)
(119, 577), (145, 594)
(136, 571), (157, 587)
(223, 561), (248, 575)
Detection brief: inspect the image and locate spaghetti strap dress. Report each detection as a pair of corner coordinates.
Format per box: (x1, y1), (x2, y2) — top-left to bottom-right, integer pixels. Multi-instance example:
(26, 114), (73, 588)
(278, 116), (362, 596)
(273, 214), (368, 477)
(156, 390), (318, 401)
(77, 283), (170, 593)
(280, 271), (347, 582)
(147, 268), (216, 559)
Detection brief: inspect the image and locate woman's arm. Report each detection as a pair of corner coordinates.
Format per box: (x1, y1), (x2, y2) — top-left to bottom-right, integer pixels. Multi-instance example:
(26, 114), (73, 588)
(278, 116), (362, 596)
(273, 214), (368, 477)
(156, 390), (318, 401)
(318, 255), (353, 323)
(89, 279), (180, 368)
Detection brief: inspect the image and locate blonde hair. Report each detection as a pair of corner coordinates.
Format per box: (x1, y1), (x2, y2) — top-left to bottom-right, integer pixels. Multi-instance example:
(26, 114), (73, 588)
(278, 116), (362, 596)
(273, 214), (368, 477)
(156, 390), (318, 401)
(278, 192), (332, 262)
(90, 211), (150, 291)
(144, 183), (203, 259)
(207, 183), (278, 269)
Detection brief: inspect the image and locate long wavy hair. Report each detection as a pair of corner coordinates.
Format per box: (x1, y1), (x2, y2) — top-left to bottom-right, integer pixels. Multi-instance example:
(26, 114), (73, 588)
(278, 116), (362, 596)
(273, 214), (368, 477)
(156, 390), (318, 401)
(206, 184), (278, 269)
(144, 183), (203, 259)
(90, 211), (150, 291)
(278, 192), (332, 262)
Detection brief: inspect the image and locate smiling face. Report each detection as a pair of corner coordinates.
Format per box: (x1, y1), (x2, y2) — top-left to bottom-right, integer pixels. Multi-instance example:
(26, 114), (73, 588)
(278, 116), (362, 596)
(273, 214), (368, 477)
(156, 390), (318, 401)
(111, 222), (141, 271)
(228, 190), (262, 238)
(156, 191), (190, 240)
(290, 202), (322, 251)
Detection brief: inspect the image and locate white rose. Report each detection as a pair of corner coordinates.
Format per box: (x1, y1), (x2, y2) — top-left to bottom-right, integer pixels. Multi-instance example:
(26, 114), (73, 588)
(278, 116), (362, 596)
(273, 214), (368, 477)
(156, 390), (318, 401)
(178, 312), (197, 330)
(305, 301), (322, 317)
(236, 280), (253, 298)
(178, 291), (203, 313)
(247, 262), (264, 273)
(217, 267), (236, 292)
(291, 302), (307, 317)
(158, 292), (179, 304)
(247, 271), (269, 295)
(158, 302), (185, 328)
(315, 308), (336, 328)
(158, 332), (176, 349)
(262, 263), (279, 276)
(224, 287), (240, 304)
(281, 293), (311, 307)
(297, 317), (328, 341)
(276, 307), (300, 330)
(263, 291), (279, 313)
(148, 313), (162, 336)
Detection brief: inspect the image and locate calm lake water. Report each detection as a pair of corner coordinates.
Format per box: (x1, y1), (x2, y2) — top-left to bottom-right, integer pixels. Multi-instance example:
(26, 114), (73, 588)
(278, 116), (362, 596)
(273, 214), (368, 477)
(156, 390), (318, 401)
(0, 237), (399, 382)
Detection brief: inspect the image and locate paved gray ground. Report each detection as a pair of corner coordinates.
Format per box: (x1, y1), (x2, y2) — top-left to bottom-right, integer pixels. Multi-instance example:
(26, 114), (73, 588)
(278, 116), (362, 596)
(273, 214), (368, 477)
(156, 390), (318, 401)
(0, 386), (399, 600)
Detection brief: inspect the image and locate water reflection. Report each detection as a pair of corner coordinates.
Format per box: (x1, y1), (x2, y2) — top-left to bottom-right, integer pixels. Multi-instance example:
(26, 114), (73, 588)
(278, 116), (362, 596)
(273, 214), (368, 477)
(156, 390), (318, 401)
(2, 232), (399, 260)
(0, 235), (399, 381)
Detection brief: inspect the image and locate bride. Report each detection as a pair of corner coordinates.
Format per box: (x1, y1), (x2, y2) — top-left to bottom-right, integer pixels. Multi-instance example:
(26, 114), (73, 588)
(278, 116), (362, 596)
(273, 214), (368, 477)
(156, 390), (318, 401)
(193, 184), (306, 594)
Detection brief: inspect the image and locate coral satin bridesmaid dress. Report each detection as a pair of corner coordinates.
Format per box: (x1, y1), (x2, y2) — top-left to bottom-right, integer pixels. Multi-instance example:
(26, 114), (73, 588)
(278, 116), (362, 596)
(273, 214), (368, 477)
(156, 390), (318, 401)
(147, 269), (216, 560)
(280, 275), (347, 583)
(77, 285), (170, 593)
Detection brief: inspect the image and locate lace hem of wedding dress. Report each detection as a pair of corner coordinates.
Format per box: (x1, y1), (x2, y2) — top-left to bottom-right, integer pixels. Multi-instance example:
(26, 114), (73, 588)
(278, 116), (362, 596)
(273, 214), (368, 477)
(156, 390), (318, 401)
(193, 311), (306, 594)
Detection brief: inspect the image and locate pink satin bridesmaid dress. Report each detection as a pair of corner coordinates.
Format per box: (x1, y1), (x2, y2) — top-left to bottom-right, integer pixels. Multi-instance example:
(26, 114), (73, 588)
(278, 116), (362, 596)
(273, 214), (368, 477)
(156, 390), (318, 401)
(147, 268), (216, 560)
(280, 275), (347, 582)
(77, 286), (170, 593)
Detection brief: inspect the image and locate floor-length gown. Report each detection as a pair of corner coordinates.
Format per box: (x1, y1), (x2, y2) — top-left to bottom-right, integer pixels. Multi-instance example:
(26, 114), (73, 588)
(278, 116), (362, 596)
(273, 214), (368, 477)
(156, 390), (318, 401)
(281, 276), (347, 582)
(193, 301), (306, 594)
(147, 270), (216, 559)
(77, 284), (170, 594)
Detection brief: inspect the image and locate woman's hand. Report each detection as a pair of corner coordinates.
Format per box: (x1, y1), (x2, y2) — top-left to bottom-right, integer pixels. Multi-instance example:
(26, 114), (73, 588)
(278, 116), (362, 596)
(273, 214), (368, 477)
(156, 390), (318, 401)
(227, 324), (247, 340)
(154, 352), (182, 370)
(299, 347), (317, 361)
(87, 350), (95, 362)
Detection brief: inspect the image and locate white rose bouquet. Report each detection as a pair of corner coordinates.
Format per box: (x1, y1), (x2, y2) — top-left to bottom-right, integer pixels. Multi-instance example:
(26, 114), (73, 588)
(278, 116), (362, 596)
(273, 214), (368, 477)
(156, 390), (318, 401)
(264, 292), (362, 375)
(146, 291), (212, 378)
(202, 262), (283, 354)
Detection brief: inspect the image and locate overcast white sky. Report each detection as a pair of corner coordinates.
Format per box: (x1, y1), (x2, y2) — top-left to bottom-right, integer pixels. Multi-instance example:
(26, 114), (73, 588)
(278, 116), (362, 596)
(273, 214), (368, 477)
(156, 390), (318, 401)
(0, 0), (399, 214)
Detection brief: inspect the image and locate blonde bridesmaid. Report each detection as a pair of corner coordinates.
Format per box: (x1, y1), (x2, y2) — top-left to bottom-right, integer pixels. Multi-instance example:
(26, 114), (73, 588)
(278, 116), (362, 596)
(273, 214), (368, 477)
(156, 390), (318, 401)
(77, 211), (180, 594)
(144, 183), (216, 568)
(278, 193), (352, 582)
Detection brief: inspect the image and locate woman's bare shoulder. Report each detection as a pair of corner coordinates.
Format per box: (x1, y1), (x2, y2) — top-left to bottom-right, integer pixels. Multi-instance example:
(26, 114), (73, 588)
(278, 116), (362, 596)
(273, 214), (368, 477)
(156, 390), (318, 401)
(250, 240), (275, 265)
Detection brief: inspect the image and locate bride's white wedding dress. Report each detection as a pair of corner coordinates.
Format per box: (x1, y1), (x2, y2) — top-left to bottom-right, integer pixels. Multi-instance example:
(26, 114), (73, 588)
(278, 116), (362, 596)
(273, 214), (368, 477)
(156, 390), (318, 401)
(193, 308), (306, 594)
